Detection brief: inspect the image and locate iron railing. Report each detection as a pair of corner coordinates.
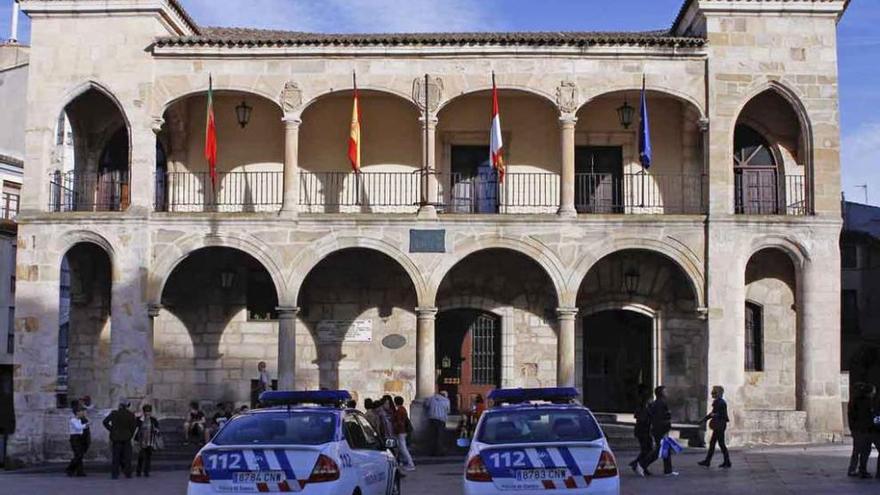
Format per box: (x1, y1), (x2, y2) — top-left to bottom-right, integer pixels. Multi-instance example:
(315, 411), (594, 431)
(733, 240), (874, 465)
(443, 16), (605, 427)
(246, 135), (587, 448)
(442, 172), (559, 214)
(157, 171), (282, 212)
(49, 170), (129, 212)
(734, 173), (808, 216)
(1, 192), (19, 220)
(575, 172), (707, 215)
(298, 171), (420, 212)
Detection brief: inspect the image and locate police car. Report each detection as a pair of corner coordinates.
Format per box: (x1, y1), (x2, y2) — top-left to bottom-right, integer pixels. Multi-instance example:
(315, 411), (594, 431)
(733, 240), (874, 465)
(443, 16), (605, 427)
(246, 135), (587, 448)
(461, 388), (620, 495)
(187, 390), (401, 495)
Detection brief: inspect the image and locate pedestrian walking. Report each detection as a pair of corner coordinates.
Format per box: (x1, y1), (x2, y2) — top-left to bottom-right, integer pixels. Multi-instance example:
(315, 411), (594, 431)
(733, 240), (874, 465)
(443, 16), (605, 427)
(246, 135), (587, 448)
(869, 385), (880, 479)
(645, 386), (677, 476)
(392, 396), (416, 471)
(377, 395), (395, 442)
(134, 404), (161, 477)
(102, 400), (138, 479)
(65, 406), (90, 477)
(846, 383), (874, 477)
(423, 389), (450, 456)
(628, 385), (653, 476)
(364, 398), (380, 433)
(699, 385), (731, 468)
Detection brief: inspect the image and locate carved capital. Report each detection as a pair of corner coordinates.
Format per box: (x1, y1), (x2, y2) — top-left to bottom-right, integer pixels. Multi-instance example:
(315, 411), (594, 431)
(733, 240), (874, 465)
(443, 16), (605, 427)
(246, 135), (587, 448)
(147, 304), (163, 318)
(415, 307), (439, 319)
(556, 81), (579, 114)
(280, 81), (303, 114)
(150, 117), (165, 135)
(559, 113), (578, 127)
(556, 307), (579, 320)
(412, 76), (443, 113)
(697, 118), (710, 132)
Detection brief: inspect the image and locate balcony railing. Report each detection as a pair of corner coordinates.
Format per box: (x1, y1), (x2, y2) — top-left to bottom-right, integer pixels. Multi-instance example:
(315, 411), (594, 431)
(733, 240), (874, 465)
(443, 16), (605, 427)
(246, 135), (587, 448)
(442, 172), (559, 214)
(1, 192), (19, 220)
(157, 171), (282, 212)
(575, 172), (707, 215)
(734, 173), (808, 216)
(299, 171), (420, 213)
(49, 170), (129, 212)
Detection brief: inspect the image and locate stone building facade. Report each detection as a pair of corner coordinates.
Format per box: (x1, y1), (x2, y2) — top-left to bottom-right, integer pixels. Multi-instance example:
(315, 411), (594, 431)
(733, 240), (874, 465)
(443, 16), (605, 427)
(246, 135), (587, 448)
(9, 0), (849, 461)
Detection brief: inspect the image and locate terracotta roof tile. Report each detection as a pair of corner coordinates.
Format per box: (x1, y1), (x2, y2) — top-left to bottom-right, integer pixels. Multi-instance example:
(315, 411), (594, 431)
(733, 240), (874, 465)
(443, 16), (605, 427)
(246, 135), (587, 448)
(154, 27), (705, 49)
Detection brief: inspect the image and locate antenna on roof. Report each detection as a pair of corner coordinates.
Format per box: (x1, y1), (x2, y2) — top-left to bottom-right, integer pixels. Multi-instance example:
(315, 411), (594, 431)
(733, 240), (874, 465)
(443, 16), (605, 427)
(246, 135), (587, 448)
(8, 0), (19, 44)
(856, 184), (868, 204)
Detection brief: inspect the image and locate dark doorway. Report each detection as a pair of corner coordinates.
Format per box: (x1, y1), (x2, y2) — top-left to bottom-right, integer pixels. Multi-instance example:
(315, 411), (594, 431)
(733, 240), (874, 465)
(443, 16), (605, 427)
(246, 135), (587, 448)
(450, 145), (498, 213)
(436, 309), (501, 414)
(575, 146), (623, 213)
(582, 310), (653, 412)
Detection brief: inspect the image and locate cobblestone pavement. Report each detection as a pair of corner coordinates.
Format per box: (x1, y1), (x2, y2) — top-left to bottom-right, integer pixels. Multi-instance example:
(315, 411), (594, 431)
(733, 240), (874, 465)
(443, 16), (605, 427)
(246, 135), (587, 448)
(1, 444), (879, 494)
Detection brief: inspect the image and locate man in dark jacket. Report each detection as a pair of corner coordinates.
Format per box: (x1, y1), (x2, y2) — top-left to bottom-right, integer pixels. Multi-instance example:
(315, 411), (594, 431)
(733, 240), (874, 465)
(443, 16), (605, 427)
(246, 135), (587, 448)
(103, 400), (138, 479)
(628, 385), (653, 476)
(644, 386), (676, 476)
(699, 385), (731, 468)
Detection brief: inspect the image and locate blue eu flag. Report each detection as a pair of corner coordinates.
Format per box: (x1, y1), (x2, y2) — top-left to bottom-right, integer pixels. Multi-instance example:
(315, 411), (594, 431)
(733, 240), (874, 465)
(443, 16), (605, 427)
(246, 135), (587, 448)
(639, 75), (652, 169)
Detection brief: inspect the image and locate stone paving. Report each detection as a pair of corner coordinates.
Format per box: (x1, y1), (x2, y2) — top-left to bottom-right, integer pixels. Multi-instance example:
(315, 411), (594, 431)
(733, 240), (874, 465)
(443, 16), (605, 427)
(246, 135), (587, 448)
(1, 444), (878, 494)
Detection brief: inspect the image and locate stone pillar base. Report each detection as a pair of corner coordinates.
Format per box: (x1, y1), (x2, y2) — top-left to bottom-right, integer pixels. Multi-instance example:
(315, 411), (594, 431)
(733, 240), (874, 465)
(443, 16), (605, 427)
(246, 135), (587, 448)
(417, 205), (438, 220)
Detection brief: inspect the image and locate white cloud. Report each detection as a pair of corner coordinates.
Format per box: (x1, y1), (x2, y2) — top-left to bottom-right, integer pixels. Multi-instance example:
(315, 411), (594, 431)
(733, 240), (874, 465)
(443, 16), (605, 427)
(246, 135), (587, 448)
(179, 0), (506, 33)
(841, 121), (880, 205)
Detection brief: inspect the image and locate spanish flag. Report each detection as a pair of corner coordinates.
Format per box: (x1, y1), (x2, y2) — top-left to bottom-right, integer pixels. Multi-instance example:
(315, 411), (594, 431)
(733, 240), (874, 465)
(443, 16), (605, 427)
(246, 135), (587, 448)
(490, 73), (505, 183)
(204, 74), (218, 190)
(348, 75), (361, 172)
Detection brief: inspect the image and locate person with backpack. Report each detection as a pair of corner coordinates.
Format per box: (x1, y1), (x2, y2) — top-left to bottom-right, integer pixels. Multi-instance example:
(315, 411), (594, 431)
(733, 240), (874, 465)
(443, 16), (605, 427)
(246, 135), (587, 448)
(699, 385), (731, 468)
(392, 396), (416, 471)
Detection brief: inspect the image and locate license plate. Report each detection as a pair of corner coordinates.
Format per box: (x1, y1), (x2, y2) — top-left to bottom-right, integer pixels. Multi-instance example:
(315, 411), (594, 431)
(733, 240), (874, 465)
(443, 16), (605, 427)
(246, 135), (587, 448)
(232, 471), (287, 483)
(515, 468), (568, 481)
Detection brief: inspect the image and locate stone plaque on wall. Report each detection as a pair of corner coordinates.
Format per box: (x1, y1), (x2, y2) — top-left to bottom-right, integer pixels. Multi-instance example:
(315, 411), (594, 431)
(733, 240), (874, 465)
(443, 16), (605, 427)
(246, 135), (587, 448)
(409, 229), (445, 253)
(316, 319), (373, 342)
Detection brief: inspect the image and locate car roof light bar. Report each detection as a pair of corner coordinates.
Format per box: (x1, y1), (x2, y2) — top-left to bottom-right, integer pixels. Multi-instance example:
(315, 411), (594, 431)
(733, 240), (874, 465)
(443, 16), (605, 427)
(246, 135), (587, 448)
(258, 390), (352, 408)
(488, 387), (579, 405)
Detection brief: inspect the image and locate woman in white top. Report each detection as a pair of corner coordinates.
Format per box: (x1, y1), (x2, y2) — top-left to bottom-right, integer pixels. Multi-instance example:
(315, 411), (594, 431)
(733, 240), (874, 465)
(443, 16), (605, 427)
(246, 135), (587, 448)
(65, 407), (90, 477)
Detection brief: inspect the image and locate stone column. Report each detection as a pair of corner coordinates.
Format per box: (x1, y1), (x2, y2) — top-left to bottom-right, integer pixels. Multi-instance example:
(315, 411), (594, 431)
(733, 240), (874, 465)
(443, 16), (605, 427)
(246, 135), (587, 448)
(415, 307), (438, 398)
(146, 303), (162, 400)
(418, 114), (439, 217)
(280, 116), (301, 216)
(799, 248), (844, 439)
(556, 307), (578, 387)
(558, 114), (577, 217)
(276, 306), (300, 390)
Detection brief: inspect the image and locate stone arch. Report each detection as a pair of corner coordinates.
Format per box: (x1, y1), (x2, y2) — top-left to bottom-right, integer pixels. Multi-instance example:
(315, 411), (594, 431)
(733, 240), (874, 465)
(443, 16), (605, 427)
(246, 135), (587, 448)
(568, 238), (705, 309)
(436, 85), (559, 114)
(149, 233), (289, 306)
(732, 79), (814, 214)
(746, 235), (809, 271)
(289, 236), (430, 307)
(54, 80), (133, 135)
(158, 82), (284, 116)
(577, 84), (706, 119)
(54, 230), (116, 269)
(426, 237), (568, 306)
(299, 86), (419, 117)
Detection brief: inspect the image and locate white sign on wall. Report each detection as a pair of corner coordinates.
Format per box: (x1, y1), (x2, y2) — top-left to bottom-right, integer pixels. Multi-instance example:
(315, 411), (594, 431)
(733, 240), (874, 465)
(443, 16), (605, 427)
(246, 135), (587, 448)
(316, 319), (373, 343)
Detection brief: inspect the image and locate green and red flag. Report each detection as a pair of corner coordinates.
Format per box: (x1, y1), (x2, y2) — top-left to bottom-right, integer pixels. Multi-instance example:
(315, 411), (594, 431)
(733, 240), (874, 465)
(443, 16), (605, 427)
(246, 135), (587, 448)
(204, 74), (218, 190)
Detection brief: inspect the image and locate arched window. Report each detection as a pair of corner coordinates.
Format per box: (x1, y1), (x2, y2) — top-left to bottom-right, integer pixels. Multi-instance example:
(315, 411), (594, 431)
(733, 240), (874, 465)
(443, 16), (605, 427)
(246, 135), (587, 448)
(734, 125), (779, 214)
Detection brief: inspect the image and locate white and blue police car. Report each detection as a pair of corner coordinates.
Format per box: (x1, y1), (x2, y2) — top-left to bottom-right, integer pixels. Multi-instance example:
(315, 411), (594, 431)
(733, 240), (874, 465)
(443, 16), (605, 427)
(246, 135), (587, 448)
(187, 390), (401, 495)
(461, 388), (620, 495)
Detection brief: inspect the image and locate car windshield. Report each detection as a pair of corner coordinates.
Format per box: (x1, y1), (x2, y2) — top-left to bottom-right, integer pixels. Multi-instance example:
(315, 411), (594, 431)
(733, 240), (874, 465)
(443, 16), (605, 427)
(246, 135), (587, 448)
(477, 408), (602, 444)
(212, 411), (338, 445)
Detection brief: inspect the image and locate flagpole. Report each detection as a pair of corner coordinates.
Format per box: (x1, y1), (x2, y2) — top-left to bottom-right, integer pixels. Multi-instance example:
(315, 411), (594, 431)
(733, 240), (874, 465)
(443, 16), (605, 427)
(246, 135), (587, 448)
(353, 70), (360, 206)
(640, 75), (646, 209)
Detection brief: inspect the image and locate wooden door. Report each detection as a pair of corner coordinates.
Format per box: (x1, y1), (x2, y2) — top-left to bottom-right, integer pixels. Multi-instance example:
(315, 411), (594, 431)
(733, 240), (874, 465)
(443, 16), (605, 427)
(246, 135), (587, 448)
(458, 313), (500, 414)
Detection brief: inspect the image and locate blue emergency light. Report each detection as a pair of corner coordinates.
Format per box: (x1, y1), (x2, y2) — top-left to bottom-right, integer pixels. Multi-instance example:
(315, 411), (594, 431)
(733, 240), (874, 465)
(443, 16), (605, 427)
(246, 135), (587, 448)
(258, 390), (352, 407)
(488, 387), (579, 405)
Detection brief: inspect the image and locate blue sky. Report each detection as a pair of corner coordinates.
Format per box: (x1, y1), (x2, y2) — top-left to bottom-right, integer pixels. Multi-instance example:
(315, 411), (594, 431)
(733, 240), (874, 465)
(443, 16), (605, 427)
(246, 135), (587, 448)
(2, 0), (878, 204)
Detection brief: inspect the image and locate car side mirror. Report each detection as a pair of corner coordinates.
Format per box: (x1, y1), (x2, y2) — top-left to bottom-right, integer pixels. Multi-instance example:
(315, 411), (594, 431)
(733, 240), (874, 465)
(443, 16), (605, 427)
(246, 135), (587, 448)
(384, 437), (398, 450)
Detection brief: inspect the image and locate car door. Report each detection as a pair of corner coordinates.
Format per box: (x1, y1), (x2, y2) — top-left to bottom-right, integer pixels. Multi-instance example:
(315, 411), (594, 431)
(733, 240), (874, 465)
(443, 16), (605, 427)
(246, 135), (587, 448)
(342, 413), (387, 495)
